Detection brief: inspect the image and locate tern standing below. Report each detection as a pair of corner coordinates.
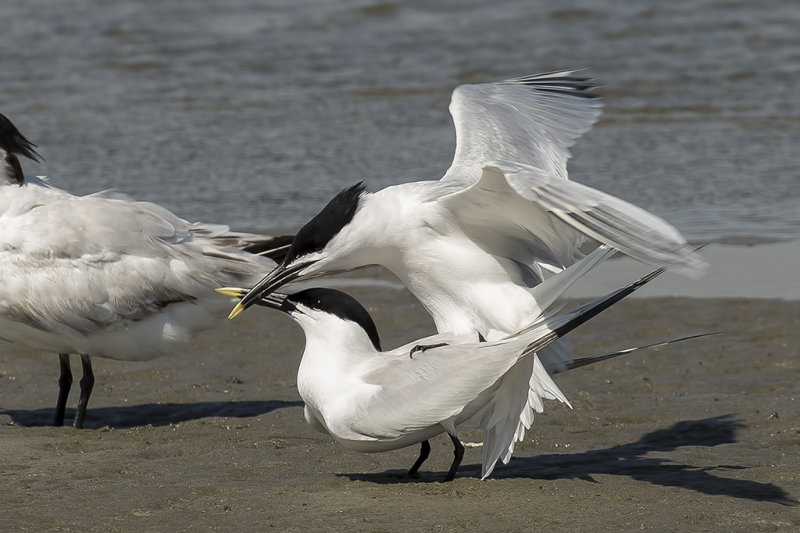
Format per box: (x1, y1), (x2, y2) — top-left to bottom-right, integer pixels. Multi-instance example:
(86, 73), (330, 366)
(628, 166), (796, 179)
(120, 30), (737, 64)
(230, 70), (706, 463)
(219, 255), (696, 480)
(0, 112), (290, 428)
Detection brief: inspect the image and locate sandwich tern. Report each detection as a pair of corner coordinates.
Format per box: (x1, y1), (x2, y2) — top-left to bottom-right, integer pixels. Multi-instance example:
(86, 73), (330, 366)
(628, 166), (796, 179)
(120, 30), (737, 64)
(0, 112), (291, 428)
(228, 69), (706, 463)
(219, 257), (701, 480)
(231, 70), (705, 325)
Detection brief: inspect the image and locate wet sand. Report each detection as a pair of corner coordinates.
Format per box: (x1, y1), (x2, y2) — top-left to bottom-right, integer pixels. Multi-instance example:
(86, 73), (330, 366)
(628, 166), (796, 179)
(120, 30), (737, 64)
(1, 282), (798, 531)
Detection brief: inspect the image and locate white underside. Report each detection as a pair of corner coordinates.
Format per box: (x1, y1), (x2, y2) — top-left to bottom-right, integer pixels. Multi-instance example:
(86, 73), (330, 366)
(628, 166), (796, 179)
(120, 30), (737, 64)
(0, 296), (230, 361)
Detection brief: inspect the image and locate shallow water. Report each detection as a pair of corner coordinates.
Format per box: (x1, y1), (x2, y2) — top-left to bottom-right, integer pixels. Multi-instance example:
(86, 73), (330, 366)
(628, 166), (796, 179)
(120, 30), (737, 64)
(1, 0), (798, 243)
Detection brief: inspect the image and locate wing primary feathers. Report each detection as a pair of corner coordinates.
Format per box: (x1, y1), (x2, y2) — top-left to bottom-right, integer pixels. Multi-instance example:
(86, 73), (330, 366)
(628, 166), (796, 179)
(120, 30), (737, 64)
(509, 70), (600, 98)
(531, 87), (601, 99)
(565, 333), (718, 371)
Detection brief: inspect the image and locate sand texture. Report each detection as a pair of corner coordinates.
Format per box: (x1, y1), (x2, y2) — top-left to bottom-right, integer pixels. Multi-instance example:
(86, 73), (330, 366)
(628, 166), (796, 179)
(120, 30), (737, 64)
(1, 285), (798, 531)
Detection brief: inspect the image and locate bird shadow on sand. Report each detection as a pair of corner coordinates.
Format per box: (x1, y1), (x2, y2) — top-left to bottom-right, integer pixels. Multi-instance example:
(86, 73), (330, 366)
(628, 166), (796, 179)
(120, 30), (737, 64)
(0, 400), (304, 429)
(341, 415), (795, 506)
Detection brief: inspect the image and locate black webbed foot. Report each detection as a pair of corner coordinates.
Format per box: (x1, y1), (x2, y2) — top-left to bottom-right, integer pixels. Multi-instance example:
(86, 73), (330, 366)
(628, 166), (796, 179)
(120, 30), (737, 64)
(409, 343), (449, 358)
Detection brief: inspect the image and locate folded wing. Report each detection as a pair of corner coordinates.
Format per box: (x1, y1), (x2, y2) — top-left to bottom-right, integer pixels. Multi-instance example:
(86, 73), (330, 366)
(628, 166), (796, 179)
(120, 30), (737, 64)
(0, 186), (276, 339)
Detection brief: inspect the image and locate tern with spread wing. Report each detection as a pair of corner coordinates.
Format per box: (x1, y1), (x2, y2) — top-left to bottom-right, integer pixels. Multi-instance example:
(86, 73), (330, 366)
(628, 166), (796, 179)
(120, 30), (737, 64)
(219, 256), (703, 480)
(232, 70), (705, 325)
(0, 112), (291, 428)
(228, 70), (706, 462)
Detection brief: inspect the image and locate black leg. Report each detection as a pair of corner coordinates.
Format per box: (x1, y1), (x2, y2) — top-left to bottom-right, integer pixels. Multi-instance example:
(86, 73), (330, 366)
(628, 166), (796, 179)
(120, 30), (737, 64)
(407, 440), (432, 478)
(54, 353), (72, 426)
(73, 354), (94, 429)
(444, 433), (464, 482)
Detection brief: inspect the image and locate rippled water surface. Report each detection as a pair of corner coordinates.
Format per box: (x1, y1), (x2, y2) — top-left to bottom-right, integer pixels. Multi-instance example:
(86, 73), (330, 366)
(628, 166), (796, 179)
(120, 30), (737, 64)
(1, 0), (798, 242)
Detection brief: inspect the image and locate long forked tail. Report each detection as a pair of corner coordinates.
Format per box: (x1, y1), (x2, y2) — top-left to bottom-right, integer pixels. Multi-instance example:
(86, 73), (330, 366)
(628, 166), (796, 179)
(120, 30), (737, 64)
(518, 266), (667, 358)
(481, 267), (711, 480)
(481, 266), (665, 479)
(565, 333), (717, 371)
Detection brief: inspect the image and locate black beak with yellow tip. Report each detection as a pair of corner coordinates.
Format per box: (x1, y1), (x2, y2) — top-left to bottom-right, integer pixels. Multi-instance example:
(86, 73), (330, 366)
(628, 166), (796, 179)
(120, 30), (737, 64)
(217, 287), (289, 313)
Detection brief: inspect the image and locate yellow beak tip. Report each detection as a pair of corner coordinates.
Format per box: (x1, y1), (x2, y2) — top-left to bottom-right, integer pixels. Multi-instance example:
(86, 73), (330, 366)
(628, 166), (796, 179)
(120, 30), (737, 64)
(228, 303), (246, 320)
(217, 286), (248, 297)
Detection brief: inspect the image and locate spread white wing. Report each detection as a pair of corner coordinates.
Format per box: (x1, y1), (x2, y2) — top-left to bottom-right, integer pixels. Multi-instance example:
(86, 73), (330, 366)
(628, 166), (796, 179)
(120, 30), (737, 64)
(442, 70), (602, 185)
(437, 70), (705, 277)
(438, 161), (705, 279)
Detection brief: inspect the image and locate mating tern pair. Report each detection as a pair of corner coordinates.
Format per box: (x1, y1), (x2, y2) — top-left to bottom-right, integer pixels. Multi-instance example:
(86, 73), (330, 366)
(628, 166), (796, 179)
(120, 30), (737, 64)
(227, 70), (706, 474)
(219, 260), (706, 480)
(0, 113), (291, 428)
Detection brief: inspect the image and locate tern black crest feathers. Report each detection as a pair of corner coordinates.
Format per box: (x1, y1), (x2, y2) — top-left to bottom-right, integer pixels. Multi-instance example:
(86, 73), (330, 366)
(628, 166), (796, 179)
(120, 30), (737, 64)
(0, 113), (42, 161)
(283, 182), (366, 265)
(3, 152), (25, 186)
(240, 234), (295, 264)
(285, 287), (382, 351)
(0, 113), (42, 185)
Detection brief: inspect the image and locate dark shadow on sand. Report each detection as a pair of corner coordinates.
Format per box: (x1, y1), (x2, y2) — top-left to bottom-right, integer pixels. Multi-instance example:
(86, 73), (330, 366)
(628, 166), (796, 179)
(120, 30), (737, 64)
(0, 400), (304, 429)
(341, 415), (795, 505)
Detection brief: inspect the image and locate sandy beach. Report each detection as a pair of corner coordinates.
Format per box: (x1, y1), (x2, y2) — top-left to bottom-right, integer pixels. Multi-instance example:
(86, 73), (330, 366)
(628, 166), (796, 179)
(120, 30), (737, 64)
(2, 0), (799, 530)
(1, 276), (798, 531)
